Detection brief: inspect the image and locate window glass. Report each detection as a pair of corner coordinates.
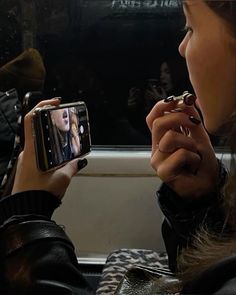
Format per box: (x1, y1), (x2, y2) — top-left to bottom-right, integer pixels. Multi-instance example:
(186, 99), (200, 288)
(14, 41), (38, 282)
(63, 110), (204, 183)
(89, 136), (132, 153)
(0, 0), (221, 147)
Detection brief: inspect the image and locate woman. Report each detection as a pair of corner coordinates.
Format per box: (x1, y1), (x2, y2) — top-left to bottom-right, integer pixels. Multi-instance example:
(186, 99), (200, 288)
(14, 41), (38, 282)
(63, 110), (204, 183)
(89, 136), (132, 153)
(147, 0), (236, 293)
(0, 1), (235, 295)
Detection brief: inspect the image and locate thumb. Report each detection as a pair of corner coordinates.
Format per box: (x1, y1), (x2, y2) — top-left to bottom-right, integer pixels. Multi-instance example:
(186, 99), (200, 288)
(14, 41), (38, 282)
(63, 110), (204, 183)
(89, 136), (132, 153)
(59, 158), (88, 179)
(51, 158), (88, 200)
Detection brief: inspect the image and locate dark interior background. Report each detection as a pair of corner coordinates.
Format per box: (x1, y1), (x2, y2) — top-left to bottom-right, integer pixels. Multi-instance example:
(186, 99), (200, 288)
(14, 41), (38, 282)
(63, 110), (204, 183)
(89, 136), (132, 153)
(2, 0), (218, 146)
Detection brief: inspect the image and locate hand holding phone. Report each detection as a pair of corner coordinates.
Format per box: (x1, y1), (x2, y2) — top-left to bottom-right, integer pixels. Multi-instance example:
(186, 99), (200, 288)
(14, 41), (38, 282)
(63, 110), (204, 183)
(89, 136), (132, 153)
(12, 98), (87, 199)
(33, 101), (91, 171)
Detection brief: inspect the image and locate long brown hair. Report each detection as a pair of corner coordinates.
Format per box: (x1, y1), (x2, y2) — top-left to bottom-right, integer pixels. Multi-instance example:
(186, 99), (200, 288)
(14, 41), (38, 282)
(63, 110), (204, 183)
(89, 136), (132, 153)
(176, 0), (236, 285)
(205, 0), (236, 226)
(206, 1), (236, 35)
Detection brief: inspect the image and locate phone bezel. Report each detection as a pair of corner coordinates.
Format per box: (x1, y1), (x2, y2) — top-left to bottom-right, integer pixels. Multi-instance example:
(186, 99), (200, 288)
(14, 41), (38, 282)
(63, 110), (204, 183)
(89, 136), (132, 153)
(33, 101), (91, 171)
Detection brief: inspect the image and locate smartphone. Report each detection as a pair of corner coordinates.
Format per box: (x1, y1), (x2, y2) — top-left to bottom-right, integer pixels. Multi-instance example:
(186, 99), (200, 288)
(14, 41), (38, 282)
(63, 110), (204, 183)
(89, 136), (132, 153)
(33, 101), (91, 171)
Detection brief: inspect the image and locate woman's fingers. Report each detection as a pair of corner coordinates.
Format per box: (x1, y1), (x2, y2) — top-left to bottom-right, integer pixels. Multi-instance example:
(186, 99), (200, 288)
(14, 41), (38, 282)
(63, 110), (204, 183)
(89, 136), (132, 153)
(152, 112), (201, 142)
(158, 130), (199, 154)
(150, 109), (211, 156)
(59, 159), (80, 179)
(151, 130), (199, 174)
(52, 159), (79, 198)
(52, 159), (87, 199)
(147, 99), (177, 130)
(151, 148), (202, 183)
(146, 98), (196, 130)
(23, 98), (61, 153)
(146, 100), (204, 156)
(146, 98), (202, 132)
(147, 98), (219, 199)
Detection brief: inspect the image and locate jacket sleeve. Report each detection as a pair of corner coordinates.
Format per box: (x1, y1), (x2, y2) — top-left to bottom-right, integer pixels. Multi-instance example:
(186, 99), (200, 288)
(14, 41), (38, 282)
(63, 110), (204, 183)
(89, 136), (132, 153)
(0, 190), (94, 295)
(157, 161), (228, 272)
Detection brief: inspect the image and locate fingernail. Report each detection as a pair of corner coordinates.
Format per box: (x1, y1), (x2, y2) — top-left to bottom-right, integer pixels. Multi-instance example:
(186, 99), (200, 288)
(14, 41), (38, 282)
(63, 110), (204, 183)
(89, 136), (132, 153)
(189, 116), (201, 125)
(164, 96), (174, 103)
(77, 158), (88, 170)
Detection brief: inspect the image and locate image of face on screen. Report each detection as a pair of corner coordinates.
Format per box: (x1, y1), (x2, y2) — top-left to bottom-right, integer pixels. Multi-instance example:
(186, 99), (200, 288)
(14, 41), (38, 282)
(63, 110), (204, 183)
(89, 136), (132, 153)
(51, 108), (70, 132)
(70, 107), (81, 157)
(50, 107), (81, 165)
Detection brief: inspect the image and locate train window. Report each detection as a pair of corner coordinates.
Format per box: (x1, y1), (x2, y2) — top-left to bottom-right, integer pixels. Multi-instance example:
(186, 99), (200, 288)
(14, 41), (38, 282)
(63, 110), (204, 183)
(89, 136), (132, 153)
(0, 0), (223, 148)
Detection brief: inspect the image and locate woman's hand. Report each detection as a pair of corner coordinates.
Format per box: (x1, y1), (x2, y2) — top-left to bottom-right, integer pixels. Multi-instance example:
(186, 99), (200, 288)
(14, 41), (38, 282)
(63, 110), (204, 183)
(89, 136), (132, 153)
(12, 99), (81, 200)
(146, 99), (219, 200)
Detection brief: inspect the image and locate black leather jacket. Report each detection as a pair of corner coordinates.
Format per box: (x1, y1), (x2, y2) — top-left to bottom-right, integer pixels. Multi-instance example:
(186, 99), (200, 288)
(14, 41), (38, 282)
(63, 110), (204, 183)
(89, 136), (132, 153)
(0, 89), (21, 188)
(1, 165), (235, 294)
(158, 171), (236, 294)
(0, 190), (94, 294)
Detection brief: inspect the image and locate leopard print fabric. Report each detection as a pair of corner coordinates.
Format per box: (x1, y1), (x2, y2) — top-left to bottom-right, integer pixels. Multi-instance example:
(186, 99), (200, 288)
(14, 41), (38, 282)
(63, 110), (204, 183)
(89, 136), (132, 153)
(96, 249), (169, 295)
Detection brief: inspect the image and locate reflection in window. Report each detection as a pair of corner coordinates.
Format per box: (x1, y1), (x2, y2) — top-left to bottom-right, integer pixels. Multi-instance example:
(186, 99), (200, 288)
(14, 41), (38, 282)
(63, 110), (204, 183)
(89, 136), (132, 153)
(1, 0), (217, 146)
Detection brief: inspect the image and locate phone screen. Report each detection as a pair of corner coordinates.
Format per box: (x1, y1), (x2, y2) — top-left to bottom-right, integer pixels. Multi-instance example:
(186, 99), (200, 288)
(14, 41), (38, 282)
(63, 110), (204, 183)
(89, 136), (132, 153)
(34, 102), (91, 171)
